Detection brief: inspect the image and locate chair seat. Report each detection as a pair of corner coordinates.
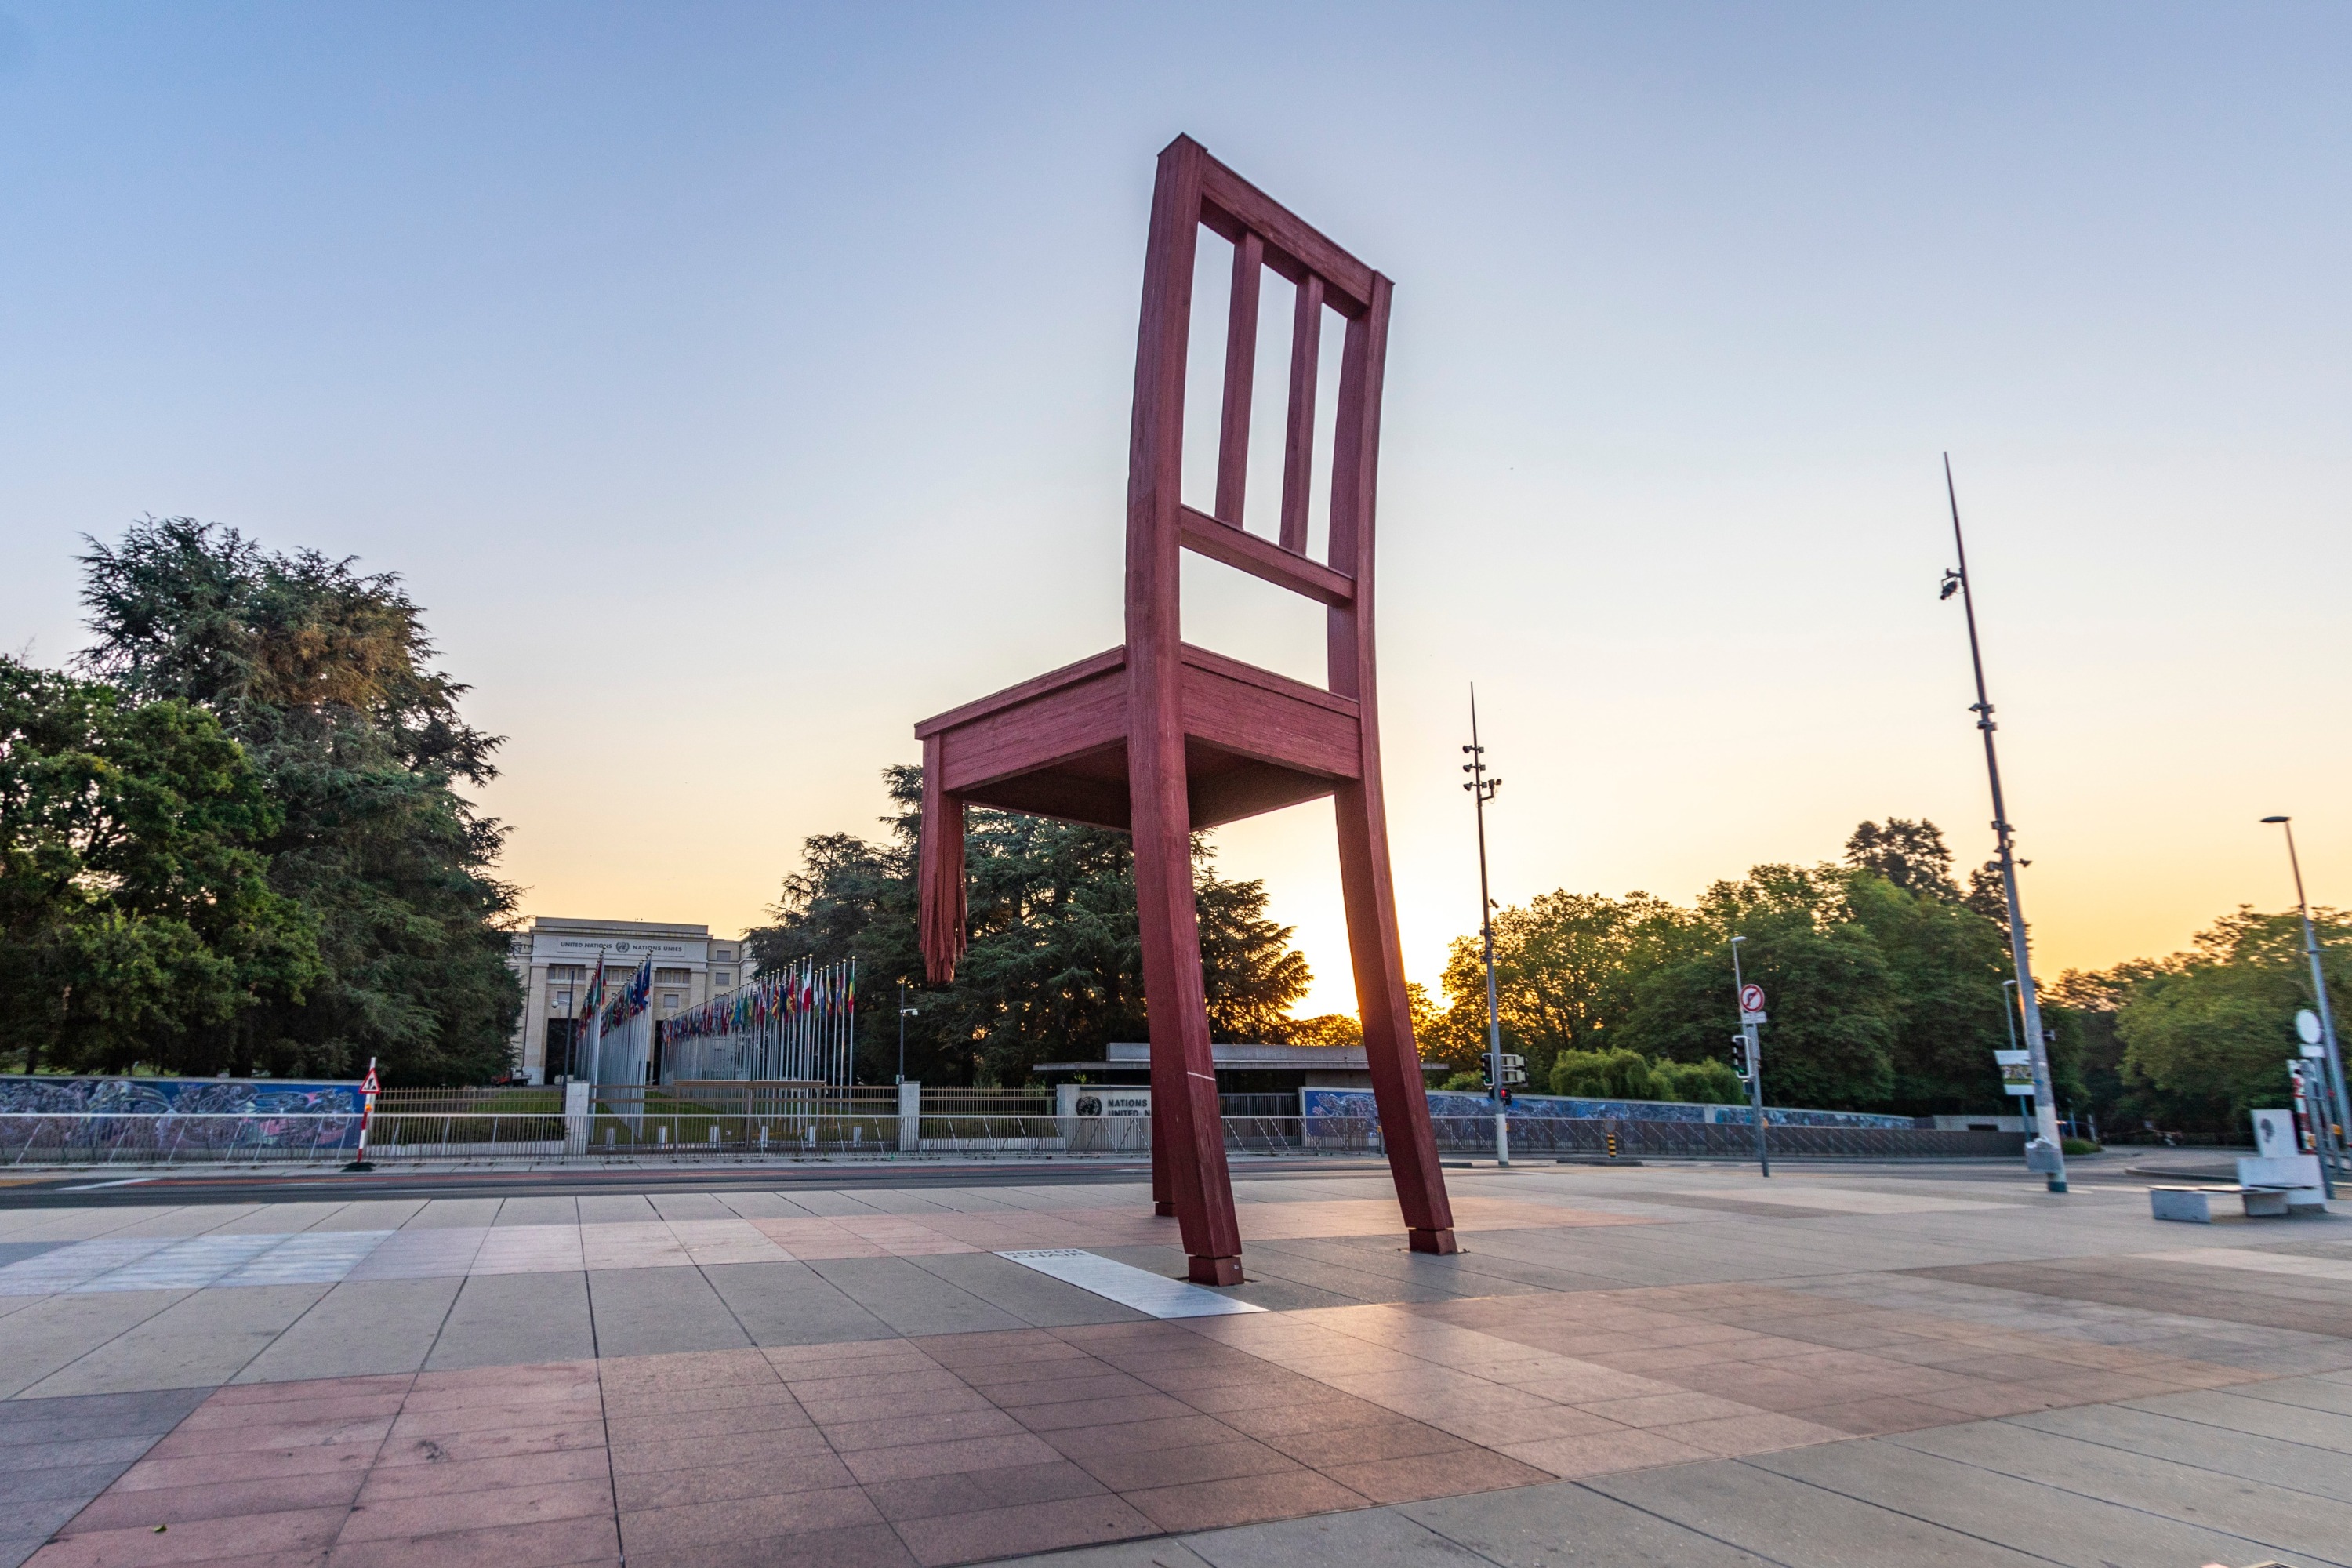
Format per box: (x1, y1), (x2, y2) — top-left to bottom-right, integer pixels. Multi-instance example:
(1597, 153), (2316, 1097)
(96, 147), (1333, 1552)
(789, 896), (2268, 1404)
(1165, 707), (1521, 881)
(914, 643), (1363, 832)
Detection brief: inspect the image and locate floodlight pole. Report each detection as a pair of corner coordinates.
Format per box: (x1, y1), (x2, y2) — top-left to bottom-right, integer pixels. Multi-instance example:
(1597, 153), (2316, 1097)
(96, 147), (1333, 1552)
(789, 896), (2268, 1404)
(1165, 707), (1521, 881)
(2263, 817), (2350, 1184)
(1942, 456), (2066, 1192)
(1464, 687), (1507, 1167)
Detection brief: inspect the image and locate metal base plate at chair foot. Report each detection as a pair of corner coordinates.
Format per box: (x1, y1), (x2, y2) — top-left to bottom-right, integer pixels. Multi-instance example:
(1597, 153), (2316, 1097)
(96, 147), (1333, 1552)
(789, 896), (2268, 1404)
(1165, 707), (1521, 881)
(1408, 1228), (1459, 1255)
(1188, 1255), (1245, 1286)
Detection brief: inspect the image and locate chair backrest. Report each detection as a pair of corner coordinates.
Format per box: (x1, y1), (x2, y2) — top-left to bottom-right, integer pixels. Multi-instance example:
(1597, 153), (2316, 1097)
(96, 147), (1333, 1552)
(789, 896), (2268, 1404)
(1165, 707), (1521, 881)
(1126, 136), (1392, 702)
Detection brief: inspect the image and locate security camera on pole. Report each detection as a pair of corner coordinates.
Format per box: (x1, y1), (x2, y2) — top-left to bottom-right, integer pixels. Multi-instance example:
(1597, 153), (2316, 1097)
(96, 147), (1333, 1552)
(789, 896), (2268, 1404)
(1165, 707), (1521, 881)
(1462, 688), (1518, 1165)
(1940, 456), (2066, 1193)
(1729, 938), (1769, 1178)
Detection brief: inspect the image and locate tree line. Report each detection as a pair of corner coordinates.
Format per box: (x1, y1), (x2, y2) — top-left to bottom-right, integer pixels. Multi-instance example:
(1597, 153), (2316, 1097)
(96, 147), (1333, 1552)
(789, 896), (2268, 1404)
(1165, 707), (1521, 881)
(2, 519), (521, 1085)
(765, 793), (2344, 1134)
(1409, 818), (2347, 1134)
(10, 521), (2332, 1128)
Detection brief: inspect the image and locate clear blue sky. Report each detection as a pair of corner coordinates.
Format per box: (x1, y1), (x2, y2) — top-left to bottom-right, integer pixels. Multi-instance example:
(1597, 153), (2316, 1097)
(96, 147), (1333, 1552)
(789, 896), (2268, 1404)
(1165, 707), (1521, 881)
(4, 3), (2347, 1011)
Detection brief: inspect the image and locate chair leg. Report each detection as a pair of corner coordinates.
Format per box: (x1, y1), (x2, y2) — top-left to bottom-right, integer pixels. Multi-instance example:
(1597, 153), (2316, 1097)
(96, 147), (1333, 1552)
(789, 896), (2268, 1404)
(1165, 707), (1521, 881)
(1130, 753), (1243, 1283)
(1334, 779), (1458, 1253)
(1150, 1109), (1175, 1217)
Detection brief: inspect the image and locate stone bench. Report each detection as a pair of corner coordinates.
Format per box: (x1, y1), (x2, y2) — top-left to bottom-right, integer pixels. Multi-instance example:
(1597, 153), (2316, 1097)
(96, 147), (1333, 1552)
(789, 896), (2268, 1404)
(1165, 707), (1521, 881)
(2150, 1185), (2296, 1222)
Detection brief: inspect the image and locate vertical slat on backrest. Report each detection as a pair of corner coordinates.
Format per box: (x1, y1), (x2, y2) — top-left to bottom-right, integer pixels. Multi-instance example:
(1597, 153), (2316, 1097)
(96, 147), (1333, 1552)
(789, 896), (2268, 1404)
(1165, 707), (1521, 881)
(1214, 233), (1261, 526)
(1279, 273), (1325, 556)
(1325, 277), (1388, 699)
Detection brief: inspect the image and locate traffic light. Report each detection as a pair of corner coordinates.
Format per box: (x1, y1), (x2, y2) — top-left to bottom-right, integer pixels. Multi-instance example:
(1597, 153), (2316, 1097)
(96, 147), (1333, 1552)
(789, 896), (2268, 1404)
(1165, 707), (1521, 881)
(1497, 1086), (1515, 1107)
(1729, 1034), (1752, 1082)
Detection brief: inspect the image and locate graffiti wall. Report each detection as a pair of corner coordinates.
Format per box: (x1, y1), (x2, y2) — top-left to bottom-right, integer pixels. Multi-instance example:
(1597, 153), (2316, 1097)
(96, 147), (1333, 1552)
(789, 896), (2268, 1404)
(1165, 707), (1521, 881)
(0, 1076), (364, 1156)
(1301, 1087), (1917, 1131)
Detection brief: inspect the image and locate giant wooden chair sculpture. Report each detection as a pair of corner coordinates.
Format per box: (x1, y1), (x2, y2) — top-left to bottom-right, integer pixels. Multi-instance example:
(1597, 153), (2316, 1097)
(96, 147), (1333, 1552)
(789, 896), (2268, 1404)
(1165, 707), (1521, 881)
(916, 135), (1457, 1283)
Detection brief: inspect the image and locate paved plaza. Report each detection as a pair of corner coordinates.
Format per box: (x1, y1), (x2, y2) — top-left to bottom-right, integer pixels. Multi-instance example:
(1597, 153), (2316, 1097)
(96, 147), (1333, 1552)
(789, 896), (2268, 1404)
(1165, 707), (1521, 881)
(0, 1158), (2348, 1567)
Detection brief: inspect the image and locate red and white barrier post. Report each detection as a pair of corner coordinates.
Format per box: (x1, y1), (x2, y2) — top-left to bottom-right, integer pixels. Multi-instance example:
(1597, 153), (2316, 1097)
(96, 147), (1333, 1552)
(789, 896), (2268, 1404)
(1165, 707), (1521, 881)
(343, 1058), (379, 1172)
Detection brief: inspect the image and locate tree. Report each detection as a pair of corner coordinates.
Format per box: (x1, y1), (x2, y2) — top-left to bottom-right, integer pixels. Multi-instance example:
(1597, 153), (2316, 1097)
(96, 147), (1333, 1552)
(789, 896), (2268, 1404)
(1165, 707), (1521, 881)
(74, 518), (521, 1083)
(746, 766), (1312, 1086)
(1841, 869), (2018, 1114)
(2111, 909), (2351, 1135)
(1429, 891), (1689, 1084)
(1844, 818), (1960, 900)
(0, 659), (319, 1073)
(1615, 865), (1899, 1110)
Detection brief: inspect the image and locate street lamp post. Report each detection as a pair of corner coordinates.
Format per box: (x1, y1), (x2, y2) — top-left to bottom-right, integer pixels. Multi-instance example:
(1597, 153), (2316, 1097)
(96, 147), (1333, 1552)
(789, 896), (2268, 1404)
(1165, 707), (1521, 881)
(1940, 456), (2066, 1193)
(2260, 817), (2349, 1187)
(1463, 688), (1507, 1166)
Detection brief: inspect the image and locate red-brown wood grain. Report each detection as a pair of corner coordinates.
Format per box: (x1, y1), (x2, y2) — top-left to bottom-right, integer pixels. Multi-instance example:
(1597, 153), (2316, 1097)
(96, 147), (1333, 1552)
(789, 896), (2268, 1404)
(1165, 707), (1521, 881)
(1215, 230), (1261, 528)
(1178, 506), (1352, 604)
(1279, 274), (1325, 557)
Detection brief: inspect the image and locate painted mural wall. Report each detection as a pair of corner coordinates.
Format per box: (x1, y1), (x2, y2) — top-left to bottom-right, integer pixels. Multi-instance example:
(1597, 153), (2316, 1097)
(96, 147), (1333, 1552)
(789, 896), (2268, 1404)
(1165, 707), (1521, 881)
(1301, 1087), (1917, 1130)
(0, 1076), (364, 1155)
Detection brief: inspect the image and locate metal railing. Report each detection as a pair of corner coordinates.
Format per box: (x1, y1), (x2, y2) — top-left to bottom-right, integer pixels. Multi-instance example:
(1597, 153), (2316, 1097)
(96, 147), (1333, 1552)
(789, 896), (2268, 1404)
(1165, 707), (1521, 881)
(2, 1111), (2027, 1167)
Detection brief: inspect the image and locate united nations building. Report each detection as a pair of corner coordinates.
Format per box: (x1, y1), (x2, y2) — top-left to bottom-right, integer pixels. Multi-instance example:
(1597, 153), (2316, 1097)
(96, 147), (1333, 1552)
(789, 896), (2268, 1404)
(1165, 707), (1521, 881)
(505, 916), (746, 1084)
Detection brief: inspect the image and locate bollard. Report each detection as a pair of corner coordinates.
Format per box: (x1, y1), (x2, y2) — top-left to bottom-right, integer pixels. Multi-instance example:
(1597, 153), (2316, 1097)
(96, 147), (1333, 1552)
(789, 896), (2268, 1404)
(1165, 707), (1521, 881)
(1606, 1127), (1619, 1160)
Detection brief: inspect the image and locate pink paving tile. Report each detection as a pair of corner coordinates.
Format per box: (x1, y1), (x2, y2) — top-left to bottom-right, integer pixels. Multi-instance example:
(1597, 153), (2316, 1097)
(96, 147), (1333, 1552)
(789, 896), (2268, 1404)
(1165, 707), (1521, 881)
(28, 1551), (326, 1568)
(862, 1460), (1107, 1523)
(620, 1522), (913, 1568)
(817, 1409), (1029, 1454)
(402, 1377), (612, 1414)
(1033, 1414), (1238, 1461)
(144, 1417), (393, 1460)
(1071, 1438), (1301, 1493)
(40, 1505), (347, 1565)
(763, 1341), (941, 1377)
(1573, 1392), (1759, 1428)
(111, 1444), (377, 1491)
(325, 1514), (621, 1568)
(778, 1369), (975, 1402)
(1418, 1405), (1628, 1447)
(1256, 1419), (1470, 1468)
(388, 1404), (604, 1445)
(371, 1419), (609, 1467)
(796, 1390), (998, 1428)
(839, 1433), (1065, 1485)
(1316, 1447), (1555, 1505)
(70, 1472), (364, 1531)
(1119, 1468), (1369, 1534)
(336, 1477), (615, 1541)
(604, 1401), (815, 1443)
(608, 1423), (837, 1477)
(613, 1451), (859, 1511)
(618, 1486), (883, 1553)
(357, 1446), (613, 1501)
(889, 1493), (1158, 1567)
